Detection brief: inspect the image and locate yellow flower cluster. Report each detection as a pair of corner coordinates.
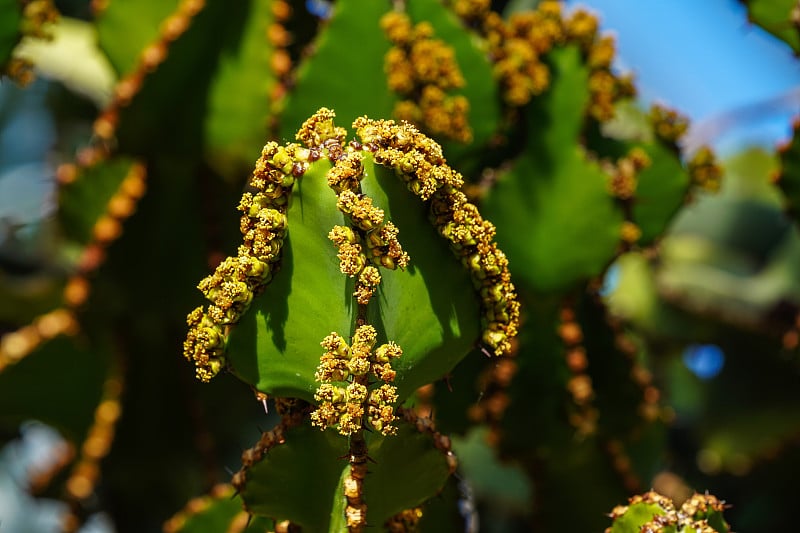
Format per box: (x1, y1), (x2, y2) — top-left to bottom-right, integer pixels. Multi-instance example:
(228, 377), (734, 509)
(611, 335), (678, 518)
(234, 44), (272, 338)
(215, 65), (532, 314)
(328, 223), (388, 303)
(687, 146), (722, 193)
(310, 326), (402, 436)
(650, 104), (689, 144)
(384, 508), (424, 532)
(326, 150), (363, 192)
(355, 116), (462, 199)
(3, 0), (59, 86)
(184, 142), (307, 381)
(451, 0), (633, 118)
(485, 2), (565, 106)
(296, 107), (347, 149)
(322, 137), (410, 307)
(380, 12), (473, 143)
(354, 116), (520, 356)
(434, 187), (520, 355)
(607, 147), (651, 201)
(606, 491), (726, 533)
(450, 0), (491, 21)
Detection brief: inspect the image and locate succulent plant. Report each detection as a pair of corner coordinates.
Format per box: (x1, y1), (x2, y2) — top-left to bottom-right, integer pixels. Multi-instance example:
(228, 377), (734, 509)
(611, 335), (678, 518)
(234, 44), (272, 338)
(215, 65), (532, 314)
(2, 0), (799, 531)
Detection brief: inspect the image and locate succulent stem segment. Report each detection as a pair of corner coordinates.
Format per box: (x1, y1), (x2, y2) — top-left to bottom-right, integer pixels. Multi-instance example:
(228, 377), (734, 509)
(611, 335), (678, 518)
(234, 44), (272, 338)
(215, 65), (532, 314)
(297, 109), (413, 532)
(354, 116), (520, 356)
(187, 107), (519, 530)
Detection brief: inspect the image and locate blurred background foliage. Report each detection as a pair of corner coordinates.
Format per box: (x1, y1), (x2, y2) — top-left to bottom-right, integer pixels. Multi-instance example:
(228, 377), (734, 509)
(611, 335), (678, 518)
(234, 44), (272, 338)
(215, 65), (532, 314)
(1, 0), (799, 531)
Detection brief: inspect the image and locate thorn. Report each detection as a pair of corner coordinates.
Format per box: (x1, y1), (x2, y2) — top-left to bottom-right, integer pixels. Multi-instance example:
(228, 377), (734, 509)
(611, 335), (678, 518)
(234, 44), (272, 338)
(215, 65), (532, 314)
(253, 389), (269, 414)
(443, 373), (453, 392)
(480, 346), (492, 358)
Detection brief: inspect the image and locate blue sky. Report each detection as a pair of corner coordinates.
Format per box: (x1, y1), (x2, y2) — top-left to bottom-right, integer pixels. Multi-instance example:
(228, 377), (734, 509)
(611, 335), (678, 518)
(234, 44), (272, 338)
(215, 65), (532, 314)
(566, 0), (800, 154)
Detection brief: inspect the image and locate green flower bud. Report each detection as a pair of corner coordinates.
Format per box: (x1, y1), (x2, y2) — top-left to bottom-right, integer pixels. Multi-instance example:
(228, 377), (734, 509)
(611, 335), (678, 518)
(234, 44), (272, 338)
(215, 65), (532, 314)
(482, 329), (506, 352)
(201, 327), (223, 349)
(379, 255), (396, 269)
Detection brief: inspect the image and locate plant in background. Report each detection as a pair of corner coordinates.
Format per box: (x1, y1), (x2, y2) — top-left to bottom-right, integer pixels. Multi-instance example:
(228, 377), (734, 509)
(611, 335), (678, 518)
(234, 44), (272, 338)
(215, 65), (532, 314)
(0, 0), (798, 531)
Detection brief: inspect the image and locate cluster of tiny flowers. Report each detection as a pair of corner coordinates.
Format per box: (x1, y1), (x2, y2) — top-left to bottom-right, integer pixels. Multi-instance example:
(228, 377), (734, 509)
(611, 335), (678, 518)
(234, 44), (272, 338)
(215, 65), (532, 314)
(324, 144), (410, 306)
(296, 107), (347, 148)
(687, 146), (722, 193)
(384, 508), (424, 532)
(336, 190), (410, 270)
(3, 0), (59, 86)
(604, 147), (651, 246)
(607, 147), (651, 201)
(310, 326), (402, 436)
(353, 117), (520, 356)
(585, 34), (635, 120)
(605, 491), (726, 533)
(650, 104), (690, 144)
(450, 0), (633, 116)
(354, 116), (462, 200)
(494, 3), (565, 106)
(433, 187), (520, 355)
(184, 142), (307, 381)
(380, 12), (472, 143)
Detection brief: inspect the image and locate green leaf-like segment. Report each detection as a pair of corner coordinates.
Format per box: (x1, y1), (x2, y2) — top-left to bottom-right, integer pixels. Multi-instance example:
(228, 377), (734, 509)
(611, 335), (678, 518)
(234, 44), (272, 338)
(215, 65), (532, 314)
(742, 0), (800, 54)
(227, 158), (352, 401)
(631, 139), (691, 244)
(0, 336), (109, 444)
(165, 485), (273, 533)
(278, 0), (395, 138)
(104, 0), (271, 158)
(95, 0), (181, 75)
(608, 499), (667, 533)
(362, 419), (452, 523)
(483, 45), (623, 293)
(0, 0), (21, 69)
(239, 420), (451, 530)
(58, 157), (140, 245)
(227, 151), (481, 402)
(586, 100), (691, 246)
(779, 118), (800, 219)
(361, 155), (480, 400)
(202, 0), (277, 178)
(590, 100), (692, 246)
